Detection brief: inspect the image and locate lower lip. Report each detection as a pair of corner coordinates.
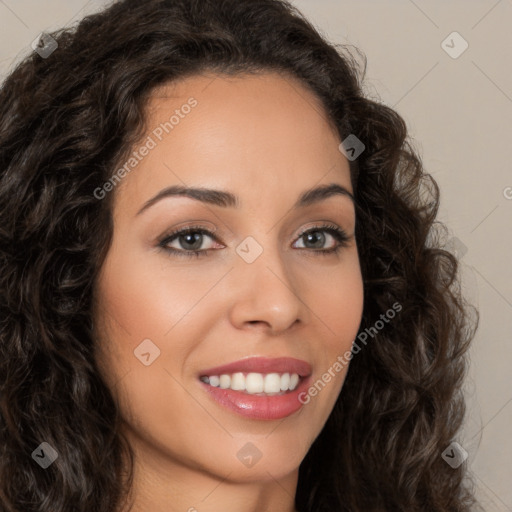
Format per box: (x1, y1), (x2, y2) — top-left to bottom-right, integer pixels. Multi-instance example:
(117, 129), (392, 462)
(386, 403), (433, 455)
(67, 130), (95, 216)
(199, 376), (312, 420)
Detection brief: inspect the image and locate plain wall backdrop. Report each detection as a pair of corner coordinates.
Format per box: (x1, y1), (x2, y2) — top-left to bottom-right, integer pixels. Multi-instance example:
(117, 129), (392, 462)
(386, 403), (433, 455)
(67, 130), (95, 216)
(1, 0), (511, 510)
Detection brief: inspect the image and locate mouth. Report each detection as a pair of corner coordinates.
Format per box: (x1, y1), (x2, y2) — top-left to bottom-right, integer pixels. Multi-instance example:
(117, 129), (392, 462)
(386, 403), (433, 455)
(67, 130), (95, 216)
(199, 371), (304, 396)
(197, 357), (313, 419)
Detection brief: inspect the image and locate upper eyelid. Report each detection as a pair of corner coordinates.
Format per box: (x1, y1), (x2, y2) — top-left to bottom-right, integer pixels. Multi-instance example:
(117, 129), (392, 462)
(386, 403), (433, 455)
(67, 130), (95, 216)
(159, 224), (348, 247)
(159, 226), (219, 246)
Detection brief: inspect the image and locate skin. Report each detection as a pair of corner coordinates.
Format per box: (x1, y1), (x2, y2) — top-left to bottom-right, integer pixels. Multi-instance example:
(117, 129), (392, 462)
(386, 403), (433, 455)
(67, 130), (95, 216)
(93, 71), (364, 512)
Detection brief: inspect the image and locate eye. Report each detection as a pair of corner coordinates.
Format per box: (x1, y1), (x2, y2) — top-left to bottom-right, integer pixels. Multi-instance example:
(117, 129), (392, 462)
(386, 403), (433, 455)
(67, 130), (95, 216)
(157, 222), (350, 259)
(293, 224), (350, 255)
(158, 226), (220, 258)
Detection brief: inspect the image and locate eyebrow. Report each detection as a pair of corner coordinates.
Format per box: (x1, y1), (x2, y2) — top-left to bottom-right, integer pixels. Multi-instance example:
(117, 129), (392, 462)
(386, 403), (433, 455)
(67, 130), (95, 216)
(136, 182), (354, 216)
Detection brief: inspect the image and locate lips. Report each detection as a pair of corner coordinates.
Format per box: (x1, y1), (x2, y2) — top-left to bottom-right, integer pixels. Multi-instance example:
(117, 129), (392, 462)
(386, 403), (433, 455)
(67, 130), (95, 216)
(198, 356), (312, 378)
(198, 357), (313, 420)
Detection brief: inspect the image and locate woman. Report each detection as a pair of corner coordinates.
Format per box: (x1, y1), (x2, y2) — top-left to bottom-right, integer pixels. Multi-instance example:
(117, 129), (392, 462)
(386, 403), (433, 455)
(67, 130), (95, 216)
(0, 0), (479, 510)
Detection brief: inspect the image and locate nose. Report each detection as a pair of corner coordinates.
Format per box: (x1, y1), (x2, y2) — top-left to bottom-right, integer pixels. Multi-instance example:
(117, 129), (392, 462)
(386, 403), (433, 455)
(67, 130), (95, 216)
(227, 241), (306, 334)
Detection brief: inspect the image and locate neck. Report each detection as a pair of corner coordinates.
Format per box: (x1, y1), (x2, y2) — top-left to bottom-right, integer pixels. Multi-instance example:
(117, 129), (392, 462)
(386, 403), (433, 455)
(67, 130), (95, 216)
(117, 430), (300, 512)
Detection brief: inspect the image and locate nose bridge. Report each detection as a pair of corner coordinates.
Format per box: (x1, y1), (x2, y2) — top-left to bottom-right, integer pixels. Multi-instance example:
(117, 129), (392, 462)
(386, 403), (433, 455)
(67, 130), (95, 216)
(229, 232), (304, 331)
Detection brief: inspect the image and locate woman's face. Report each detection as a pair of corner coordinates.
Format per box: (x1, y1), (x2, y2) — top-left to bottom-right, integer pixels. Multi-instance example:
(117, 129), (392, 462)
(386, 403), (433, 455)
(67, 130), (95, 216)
(94, 71), (364, 485)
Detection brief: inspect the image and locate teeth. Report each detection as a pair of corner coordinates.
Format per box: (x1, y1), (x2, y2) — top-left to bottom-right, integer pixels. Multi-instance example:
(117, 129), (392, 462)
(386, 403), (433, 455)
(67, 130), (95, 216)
(263, 373), (281, 394)
(280, 373), (290, 391)
(208, 375), (220, 387)
(219, 374), (230, 389)
(200, 372), (301, 394)
(231, 372), (245, 391)
(246, 373), (264, 393)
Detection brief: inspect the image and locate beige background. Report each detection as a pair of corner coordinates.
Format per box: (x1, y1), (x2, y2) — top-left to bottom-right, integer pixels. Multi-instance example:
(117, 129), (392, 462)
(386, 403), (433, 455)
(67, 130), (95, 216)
(1, 0), (511, 509)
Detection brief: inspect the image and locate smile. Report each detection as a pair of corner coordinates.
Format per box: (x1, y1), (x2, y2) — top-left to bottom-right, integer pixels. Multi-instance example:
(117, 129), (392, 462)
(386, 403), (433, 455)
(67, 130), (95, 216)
(199, 372), (301, 395)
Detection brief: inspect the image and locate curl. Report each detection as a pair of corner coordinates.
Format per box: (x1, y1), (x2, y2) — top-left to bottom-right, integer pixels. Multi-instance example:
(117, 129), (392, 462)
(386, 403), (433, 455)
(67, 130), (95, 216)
(0, 0), (479, 510)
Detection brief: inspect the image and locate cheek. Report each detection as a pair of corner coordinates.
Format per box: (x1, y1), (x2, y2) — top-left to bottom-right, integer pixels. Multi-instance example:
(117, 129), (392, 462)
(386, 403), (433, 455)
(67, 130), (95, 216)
(306, 253), (364, 349)
(93, 249), (233, 389)
(95, 249), (220, 341)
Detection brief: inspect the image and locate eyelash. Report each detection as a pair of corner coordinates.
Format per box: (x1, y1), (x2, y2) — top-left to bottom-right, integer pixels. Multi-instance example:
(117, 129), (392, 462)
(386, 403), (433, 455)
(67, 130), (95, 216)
(157, 223), (350, 259)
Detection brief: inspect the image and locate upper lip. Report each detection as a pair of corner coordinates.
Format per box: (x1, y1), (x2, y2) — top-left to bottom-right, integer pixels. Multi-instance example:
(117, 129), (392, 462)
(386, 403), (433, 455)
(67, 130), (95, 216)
(199, 357), (312, 377)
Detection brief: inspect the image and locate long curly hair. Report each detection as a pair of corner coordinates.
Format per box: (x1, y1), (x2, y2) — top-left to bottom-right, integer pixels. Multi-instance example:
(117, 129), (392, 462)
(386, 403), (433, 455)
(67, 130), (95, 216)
(0, 0), (479, 510)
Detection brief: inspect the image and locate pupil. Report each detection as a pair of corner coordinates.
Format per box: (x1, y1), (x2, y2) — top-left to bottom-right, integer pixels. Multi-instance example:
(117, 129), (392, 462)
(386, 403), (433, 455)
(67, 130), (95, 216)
(306, 231), (324, 248)
(181, 233), (202, 250)
(177, 231), (326, 251)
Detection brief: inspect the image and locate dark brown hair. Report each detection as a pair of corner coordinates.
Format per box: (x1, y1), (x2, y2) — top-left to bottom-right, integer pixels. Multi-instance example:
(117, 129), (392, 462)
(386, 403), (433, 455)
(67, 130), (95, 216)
(0, 0), (479, 510)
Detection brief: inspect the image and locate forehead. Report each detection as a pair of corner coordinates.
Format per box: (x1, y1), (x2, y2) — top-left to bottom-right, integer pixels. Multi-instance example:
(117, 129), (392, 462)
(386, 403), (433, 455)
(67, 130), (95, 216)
(113, 71), (351, 212)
